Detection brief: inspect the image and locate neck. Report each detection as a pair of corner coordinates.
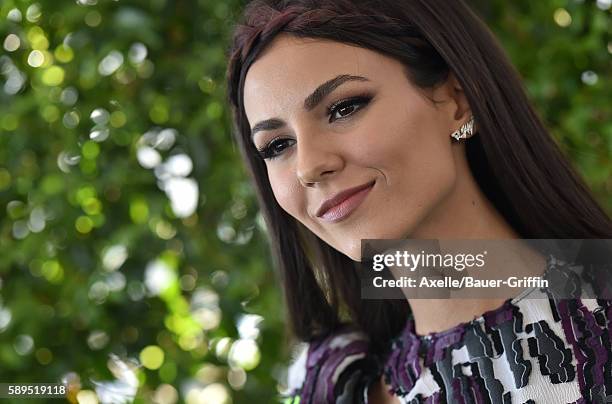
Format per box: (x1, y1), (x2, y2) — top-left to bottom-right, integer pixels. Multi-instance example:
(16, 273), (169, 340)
(405, 147), (545, 335)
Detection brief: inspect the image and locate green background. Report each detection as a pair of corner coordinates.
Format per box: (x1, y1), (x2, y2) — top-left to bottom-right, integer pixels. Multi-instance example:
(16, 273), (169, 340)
(0, 0), (610, 403)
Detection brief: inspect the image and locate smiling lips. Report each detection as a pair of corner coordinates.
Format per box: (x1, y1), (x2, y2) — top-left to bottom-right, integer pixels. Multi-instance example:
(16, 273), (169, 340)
(315, 180), (375, 223)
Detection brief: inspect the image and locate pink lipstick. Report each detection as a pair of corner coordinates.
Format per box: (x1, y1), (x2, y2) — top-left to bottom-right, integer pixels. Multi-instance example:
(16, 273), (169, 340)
(316, 180), (375, 223)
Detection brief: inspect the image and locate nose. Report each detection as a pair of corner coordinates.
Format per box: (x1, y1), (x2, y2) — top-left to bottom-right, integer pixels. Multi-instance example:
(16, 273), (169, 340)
(296, 132), (344, 187)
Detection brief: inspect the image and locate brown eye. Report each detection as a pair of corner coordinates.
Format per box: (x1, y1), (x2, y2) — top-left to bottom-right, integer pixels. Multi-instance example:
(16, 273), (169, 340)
(327, 95), (372, 123)
(257, 138), (296, 160)
(336, 105), (355, 117)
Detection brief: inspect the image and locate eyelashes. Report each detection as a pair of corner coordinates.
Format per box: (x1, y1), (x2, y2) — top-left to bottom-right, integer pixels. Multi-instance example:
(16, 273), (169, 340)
(326, 93), (373, 123)
(256, 93), (374, 161)
(256, 136), (296, 160)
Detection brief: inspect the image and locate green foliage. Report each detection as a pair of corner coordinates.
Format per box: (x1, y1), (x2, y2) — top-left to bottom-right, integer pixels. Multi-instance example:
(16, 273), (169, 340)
(471, 0), (611, 210)
(0, 0), (609, 403)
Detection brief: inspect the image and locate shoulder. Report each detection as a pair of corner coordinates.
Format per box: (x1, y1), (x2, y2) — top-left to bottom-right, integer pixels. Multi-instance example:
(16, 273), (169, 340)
(282, 325), (382, 404)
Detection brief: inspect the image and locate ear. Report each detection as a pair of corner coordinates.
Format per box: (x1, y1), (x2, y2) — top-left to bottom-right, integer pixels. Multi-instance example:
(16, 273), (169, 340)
(446, 72), (471, 122)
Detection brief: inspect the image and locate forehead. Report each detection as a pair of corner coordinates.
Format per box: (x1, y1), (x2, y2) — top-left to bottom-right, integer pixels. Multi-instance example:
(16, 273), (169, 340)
(243, 34), (398, 122)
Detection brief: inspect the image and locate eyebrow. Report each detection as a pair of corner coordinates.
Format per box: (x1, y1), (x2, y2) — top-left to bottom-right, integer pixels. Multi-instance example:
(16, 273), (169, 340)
(250, 74), (370, 138)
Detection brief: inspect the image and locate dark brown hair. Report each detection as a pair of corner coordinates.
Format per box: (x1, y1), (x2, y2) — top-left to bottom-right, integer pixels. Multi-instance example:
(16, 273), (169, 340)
(225, 0), (612, 355)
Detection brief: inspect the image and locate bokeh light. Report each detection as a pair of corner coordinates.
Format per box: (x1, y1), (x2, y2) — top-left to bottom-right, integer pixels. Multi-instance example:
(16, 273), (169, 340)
(553, 8), (572, 27)
(140, 345), (165, 370)
(3, 34), (21, 52)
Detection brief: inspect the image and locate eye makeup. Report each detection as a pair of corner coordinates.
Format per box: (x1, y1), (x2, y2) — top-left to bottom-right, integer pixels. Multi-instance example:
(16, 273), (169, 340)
(256, 136), (296, 160)
(255, 91), (375, 160)
(326, 92), (374, 123)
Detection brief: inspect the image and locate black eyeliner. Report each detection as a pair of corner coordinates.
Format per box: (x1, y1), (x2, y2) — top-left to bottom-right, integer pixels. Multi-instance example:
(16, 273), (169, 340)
(256, 136), (293, 160)
(256, 91), (374, 160)
(326, 92), (374, 123)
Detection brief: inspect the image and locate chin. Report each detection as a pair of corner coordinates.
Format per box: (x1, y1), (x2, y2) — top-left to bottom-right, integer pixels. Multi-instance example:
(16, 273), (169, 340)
(335, 232), (395, 263)
(343, 223), (419, 261)
(340, 241), (363, 262)
(346, 250), (362, 262)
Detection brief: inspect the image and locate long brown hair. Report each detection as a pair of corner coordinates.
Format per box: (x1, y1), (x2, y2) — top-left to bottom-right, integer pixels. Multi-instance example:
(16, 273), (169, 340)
(225, 0), (612, 355)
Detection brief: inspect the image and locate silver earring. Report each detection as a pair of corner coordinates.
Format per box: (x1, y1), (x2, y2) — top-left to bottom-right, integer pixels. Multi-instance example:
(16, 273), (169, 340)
(450, 115), (475, 141)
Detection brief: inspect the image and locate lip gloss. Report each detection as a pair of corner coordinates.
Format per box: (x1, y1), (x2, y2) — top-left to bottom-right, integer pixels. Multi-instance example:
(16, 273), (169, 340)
(319, 183), (374, 223)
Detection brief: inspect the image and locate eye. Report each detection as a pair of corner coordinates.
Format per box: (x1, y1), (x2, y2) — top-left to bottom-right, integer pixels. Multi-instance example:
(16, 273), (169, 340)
(256, 137), (296, 160)
(327, 94), (373, 123)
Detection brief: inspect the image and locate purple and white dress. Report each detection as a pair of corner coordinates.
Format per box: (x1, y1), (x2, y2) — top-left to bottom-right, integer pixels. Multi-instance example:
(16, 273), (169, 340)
(282, 256), (612, 403)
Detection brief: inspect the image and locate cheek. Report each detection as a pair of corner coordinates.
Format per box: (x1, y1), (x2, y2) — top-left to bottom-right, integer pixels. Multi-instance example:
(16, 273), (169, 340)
(389, 132), (456, 213)
(267, 167), (305, 217)
(346, 98), (427, 165)
(361, 105), (456, 197)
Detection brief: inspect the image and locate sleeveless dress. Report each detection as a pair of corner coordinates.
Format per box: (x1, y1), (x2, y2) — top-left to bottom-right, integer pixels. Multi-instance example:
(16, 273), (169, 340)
(281, 256), (612, 403)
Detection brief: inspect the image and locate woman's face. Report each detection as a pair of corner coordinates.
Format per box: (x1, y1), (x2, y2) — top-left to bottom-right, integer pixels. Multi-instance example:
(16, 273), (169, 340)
(243, 35), (467, 261)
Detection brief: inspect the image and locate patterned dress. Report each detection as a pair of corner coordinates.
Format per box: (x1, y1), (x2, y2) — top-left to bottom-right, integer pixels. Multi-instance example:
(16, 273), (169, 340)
(282, 256), (612, 403)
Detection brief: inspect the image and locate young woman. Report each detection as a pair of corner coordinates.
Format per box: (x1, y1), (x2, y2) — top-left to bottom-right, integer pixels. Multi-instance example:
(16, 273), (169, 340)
(225, 0), (612, 402)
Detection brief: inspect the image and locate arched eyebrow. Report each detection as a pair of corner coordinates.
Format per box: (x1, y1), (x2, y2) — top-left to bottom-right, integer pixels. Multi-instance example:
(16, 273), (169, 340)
(250, 74), (369, 138)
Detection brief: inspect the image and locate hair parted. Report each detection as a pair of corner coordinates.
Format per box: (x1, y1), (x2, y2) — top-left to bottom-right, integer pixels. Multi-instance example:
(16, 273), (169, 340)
(225, 0), (612, 356)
